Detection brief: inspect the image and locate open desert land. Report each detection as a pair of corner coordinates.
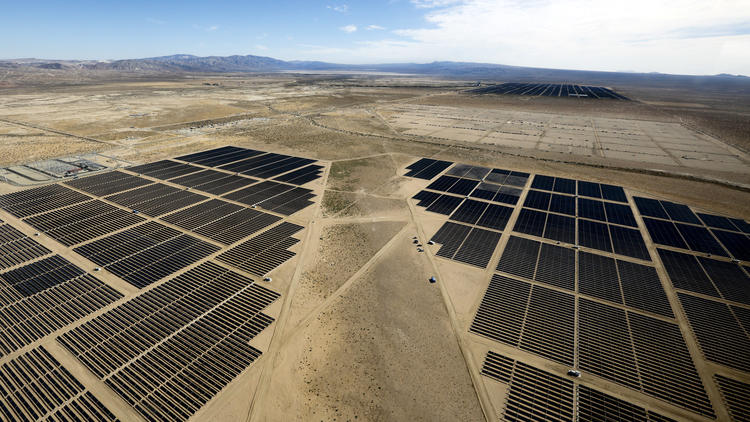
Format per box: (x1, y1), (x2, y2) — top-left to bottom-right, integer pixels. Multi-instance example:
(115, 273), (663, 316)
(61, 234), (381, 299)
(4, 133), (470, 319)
(1, 74), (750, 422)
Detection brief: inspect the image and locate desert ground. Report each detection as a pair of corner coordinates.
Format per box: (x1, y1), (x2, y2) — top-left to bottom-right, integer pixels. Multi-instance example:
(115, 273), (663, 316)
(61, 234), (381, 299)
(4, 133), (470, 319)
(0, 73), (749, 421)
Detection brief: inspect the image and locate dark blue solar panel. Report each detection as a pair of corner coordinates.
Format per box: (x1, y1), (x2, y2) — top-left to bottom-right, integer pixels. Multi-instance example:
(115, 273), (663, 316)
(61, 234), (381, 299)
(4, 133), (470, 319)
(675, 223), (728, 257)
(514, 209), (547, 237)
(605, 202), (637, 227)
(553, 178), (576, 195)
(577, 181), (601, 199)
(524, 190), (551, 210)
(531, 175), (554, 190)
(549, 194), (575, 216)
(661, 201), (700, 224)
(609, 225), (650, 260)
(711, 229), (750, 261)
(578, 219), (612, 252)
(600, 184), (627, 203)
(578, 198), (606, 221)
(544, 214), (576, 244)
(633, 197), (668, 219)
(642, 218), (687, 249)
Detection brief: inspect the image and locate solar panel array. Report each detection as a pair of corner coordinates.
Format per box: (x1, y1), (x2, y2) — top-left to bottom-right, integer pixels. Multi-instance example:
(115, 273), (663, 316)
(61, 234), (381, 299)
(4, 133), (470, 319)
(471, 82), (629, 100)
(405, 158), (750, 418)
(403, 158), (453, 180)
(23, 199), (145, 246)
(714, 374), (750, 422)
(469, 273), (714, 417)
(0, 346), (118, 421)
(635, 196), (750, 262)
(0, 222), (51, 270)
(430, 222), (502, 268)
(58, 262), (279, 421)
(480, 351), (680, 421)
(73, 221), (221, 289)
(0, 185), (91, 218)
(0, 255), (122, 356)
(217, 222), (304, 276)
(0, 145), (323, 421)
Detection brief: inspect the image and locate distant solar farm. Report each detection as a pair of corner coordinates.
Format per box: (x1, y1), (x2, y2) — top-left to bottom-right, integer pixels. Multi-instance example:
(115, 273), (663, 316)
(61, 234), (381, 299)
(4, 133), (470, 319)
(471, 82), (629, 99)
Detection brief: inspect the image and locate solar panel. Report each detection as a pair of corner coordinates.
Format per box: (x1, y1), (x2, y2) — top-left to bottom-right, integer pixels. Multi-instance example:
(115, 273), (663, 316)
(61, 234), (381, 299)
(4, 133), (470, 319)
(711, 229), (750, 261)
(534, 243), (575, 290)
(633, 197), (668, 219)
(604, 202), (637, 227)
(0, 255), (122, 356)
(679, 293), (750, 373)
(469, 182), (500, 200)
(483, 168), (509, 184)
(579, 251), (622, 304)
(524, 189), (551, 210)
(697, 212), (737, 231)
(578, 299), (640, 389)
(628, 312), (715, 417)
(426, 175), (459, 192)
(549, 194), (575, 216)
(578, 197), (606, 221)
(476, 203), (513, 231)
(609, 225), (650, 260)
(543, 213), (576, 244)
(64, 170), (153, 196)
(0, 223), (51, 270)
(675, 223), (728, 256)
(552, 177), (576, 195)
(216, 222), (303, 276)
(577, 181), (602, 199)
(412, 190), (441, 207)
(0, 184), (91, 218)
(600, 184), (628, 203)
(494, 186), (521, 205)
(617, 260), (673, 317)
(514, 208), (547, 237)
(714, 375), (750, 422)
(657, 249), (718, 296)
(503, 361), (575, 421)
(520, 285), (575, 365)
(431, 221), (472, 259)
(0, 346), (118, 421)
(23, 199), (145, 246)
(453, 228), (501, 268)
(642, 218), (688, 249)
(424, 194), (464, 215)
(58, 261), (278, 421)
(578, 385), (677, 422)
(447, 178), (479, 196)
(661, 201), (700, 224)
(697, 257), (750, 305)
(480, 350), (514, 383)
(578, 219), (612, 252)
(496, 236), (540, 279)
(449, 199), (488, 225)
(531, 175), (554, 191)
(470, 275), (530, 345)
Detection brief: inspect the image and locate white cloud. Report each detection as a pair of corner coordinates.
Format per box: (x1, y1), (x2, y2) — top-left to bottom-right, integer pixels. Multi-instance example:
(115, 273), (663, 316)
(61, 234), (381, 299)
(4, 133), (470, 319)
(327, 4), (349, 13)
(311, 0), (750, 75)
(207, 25), (219, 32)
(340, 24), (357, 33)
(366, 25), (386, 30)
(255, 44), (269, 51)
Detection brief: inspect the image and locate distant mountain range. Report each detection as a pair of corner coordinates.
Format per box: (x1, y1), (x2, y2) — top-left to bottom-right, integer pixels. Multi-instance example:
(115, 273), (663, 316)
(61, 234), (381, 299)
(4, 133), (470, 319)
(1, 53), (749, 88)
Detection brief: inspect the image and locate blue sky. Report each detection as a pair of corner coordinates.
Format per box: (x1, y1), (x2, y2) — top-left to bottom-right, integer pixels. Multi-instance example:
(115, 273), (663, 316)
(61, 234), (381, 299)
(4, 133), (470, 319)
(3, 0), (749, 75)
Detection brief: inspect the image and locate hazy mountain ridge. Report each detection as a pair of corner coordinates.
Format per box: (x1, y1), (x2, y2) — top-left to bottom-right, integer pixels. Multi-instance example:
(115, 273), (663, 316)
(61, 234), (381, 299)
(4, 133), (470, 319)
(1, 54), (749, 92)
